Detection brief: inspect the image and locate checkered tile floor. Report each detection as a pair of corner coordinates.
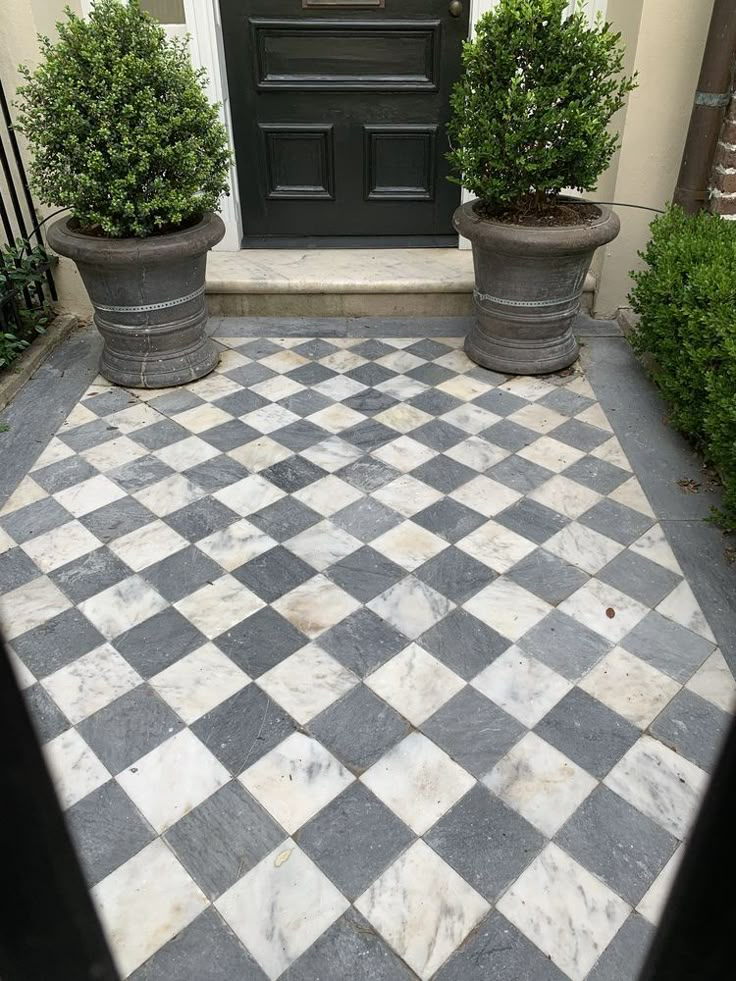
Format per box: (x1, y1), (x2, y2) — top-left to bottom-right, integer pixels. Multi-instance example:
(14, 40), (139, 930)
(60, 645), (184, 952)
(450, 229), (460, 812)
(1, 332), (733, 980)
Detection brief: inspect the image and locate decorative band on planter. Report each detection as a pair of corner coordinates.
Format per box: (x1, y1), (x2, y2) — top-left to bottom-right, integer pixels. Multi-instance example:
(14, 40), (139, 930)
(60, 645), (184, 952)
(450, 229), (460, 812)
(47, 214), (224, 389)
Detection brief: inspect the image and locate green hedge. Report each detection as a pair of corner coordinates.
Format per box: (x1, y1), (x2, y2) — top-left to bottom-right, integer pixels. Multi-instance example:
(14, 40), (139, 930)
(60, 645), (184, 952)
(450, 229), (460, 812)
(629, 205), (736, 530)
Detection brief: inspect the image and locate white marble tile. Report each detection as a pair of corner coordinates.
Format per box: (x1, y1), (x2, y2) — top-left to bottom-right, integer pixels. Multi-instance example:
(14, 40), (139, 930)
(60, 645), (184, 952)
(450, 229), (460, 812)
(0, 526), (13, 555)
(260, 349), (309, 373)
(637, 844), (685, 925)
(450, 474), (522, 516)
(375, 374), (429, 401)
(152, 435), (221, 471)
(59, 402), (97, 431)
(258, 643), (358, 724)
(104, 401), (162, 434)
(42, 644), (142, 725)
(21, 520), (101, 573)
(228, 435), (293, 472)
(305, 404), (367, 436)
(284, 520), (362, 572)
(108, 519), (188, 571)
(529, 474), (601, 519)
(366, 643), (465, 725)
(214, 348), (250, 372)
(250, 374), (305, 403)
(44, 729), (110, 809)
(372, 435), (437, 473)
(117, 729), (230, 833)
(609, 476), (655, 518)
(79, 575), (168, 640)
(518, 435), (585, 473)
(630, 525), (683, 574)
(361, 732), (474, 835)
(300, 434), (364, 472)
(545, 522), (623, 574)
(604, 735), (708, 839)
(508, 402), (569, 434)
(464, 577), (552, 641)
(472, 647), (572, 728)
(579, 647), (680, 728)
(174, 575), (265, 638)
(372, 475), (444, 517)
(435, 349), (475, 373)
(656, 579), (716, 643)
(559, 578), (649, 643)
(500, 376), (556, 401)
(355, 839), (489, 981)
(374, 403), (434, 434)
(436, 373), (493, 402)
(440, 403), (500, 434)
(150, 642), (251, 724)
(371, 520), (448, 571)
(484, 732), (596, 836)
(376, 349), (424, 374)
(93, 839), (207, 978)
(1, 576), (71, 639)
(133, 473), (206, 516)
(368, 576), (454, 640)
(0, 475), (48, 514)
(496, 842), (630, 981)
(240, 732), (353, 833)
(174, 403), (233, 434)
(272, 574), (361, 638)
(564, 375), (596, 399)
(213, 474), (286, 516)
(591, 435), (632, 470)
(31, 436), (76, 472)
(217, 841), (349, 981)
(186, 373), (242, 400)
(81, 435), (147, 471)
(196, 518), (276, 571)
(241, 404), (301, 434)
(9, 648), (35, 689)
(292, 475), (363, 516)
(54, 474), (126, 517)
(319, 349), (367, 373)
(457, 519), (536, 573)
(311, 375), (367, 404)
(445, 435), (509, 471)
(575, 402), (613, 432)
(685, 649), (736, 712)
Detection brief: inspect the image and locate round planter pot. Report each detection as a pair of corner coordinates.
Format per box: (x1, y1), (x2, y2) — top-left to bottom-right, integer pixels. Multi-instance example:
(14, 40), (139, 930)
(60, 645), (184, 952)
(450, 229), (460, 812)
(453, 200), (620, 375)
(47, 213), (225, 388)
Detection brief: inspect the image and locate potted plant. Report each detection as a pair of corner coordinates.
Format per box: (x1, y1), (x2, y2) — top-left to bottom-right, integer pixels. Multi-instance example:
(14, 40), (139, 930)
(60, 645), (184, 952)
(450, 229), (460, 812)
(448, 0), (636, 374)
(14, 0), (231, 388)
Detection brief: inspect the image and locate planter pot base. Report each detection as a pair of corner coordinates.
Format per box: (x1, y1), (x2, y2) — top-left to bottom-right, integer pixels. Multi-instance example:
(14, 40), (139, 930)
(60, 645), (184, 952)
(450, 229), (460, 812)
(464, 320), (578, 374)
(98, 331), (219, 388)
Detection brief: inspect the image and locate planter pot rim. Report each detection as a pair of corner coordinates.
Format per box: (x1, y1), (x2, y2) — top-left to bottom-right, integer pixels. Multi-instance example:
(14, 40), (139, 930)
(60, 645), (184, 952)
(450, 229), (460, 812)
(453, 198), (620, 256)
(47, 212), (226, 265)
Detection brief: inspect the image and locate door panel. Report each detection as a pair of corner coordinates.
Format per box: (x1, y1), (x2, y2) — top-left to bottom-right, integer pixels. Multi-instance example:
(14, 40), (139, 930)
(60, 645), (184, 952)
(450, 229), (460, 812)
(220, 0), (469, 244)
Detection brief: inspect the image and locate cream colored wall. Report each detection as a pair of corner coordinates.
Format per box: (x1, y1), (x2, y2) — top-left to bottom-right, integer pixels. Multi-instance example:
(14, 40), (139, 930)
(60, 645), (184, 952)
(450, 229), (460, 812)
(594, 0), (714, 316)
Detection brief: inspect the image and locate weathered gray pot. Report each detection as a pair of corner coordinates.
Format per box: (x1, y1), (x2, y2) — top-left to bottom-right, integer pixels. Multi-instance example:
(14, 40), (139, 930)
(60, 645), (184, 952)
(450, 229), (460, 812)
(453, 200), (620, 375)
(47, 213), (224, 388)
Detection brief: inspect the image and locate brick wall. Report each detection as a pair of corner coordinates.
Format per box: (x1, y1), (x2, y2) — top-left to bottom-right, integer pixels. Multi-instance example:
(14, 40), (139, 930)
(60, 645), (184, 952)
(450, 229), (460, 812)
(709, 91), (736, 219)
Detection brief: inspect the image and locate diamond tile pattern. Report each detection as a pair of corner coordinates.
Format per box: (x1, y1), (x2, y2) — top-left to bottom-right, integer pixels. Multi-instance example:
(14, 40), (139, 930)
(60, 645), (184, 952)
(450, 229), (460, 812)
(2, 332), (730, 980)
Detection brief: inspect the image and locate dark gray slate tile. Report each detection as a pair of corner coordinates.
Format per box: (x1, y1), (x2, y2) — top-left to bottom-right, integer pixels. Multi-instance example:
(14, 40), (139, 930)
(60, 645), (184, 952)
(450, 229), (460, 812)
(332, 497), (403, 543)
(50, 547), (133, 604)
(59, 418), (119, 452)
(412, 498), (487, 544)
(237, 338), (284, 360)
(278, 388), (333, 418)
(107, 455), (173, 492)
(412, 420), (466, 452)
(286, 910), (417, 981)
(272, 419), (332, 452)
(212, 388), (268, 417)
(261, 457), (327, 494)
(23, 683), (70, 743)
(340, 420), (396, 453)
(472, 389), (527, 417)
(556, 786), (677, 906)
(405, 338), (454, 361)
(82, 389), (136, 417)
(182, 455), (250, 494)
(65, 781), (155, 886)
(192, 685), (297, 775)
(535, 689), (639, 779)
(420, 609), (509, 680)
(319, 609), (407, 678)
(165, 497), (239, 542)
(435, 911), (569, 981)
(141, 545), (223, 604)
(520, 609), (611, 681)
(579, 499), (654, 545)
(13, 609), (105, 678)
(552, 418), (611, 452)
(586, 913), (654, 981)
(506, 548), (588, 605)
(426, 785), (544, 901)
(597, 549), (681, 607)
(407, 362), (455, 386)
(337, 457), (402, 494)
(326, 546), (405, 603)
(539, 387), (595, 417)
(562, 456), (631, 495)
(233, 545), (315, 603)
(622, 612), (715, 683)
(292, 338), (340, 361)
(78, 685), (183, 774)
(199, 420), (262, 453)
(350, 339), (397, 360)
(130, 908), (267, 981)
(481, 419), (538, 452)
(0, 497), (71, 544)
(342, 388), (398, 416)
(415, 546), (497, 604)
(411, 455), (476, 494)
(0, 546), (40, 593)
(408, 389), (462, 417)
(216, 607), (308, 678)
(488, 455), (553, 493)
(114, 607), (206, 677)
(80, 497), (156, 543)
(287, 362), (337, 387)
(165, 781), (284, 899)
(422, 687), (524, 778)
(495, 498), (569, 544)
(146, 389), (205, 416)
(298, 783), (413, 900)
(347, 362), (396, 388)
(650, 688), (731, 772)
(225, 362), (276, 387)
(132, 419), (190, 451)
(308, 685), (409, 774)
(249, 497), (321, 541)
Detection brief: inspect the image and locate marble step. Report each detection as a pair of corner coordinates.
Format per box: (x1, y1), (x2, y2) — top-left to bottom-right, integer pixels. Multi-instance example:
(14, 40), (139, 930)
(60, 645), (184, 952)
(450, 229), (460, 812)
(207, 249), (596, 318)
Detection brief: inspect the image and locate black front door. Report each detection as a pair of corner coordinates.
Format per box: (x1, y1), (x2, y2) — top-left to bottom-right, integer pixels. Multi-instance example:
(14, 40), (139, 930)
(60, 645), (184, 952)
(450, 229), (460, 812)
(220, 0), (470, 245)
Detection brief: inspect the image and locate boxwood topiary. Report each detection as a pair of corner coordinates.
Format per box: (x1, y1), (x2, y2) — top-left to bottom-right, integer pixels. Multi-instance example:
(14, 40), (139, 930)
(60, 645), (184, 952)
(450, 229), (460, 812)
(447, 0), (635, 215)
(14, 0), (231, 239)
(630, 206), (736, 531)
